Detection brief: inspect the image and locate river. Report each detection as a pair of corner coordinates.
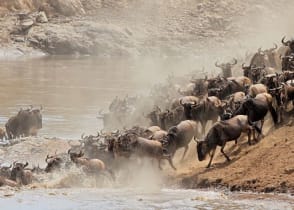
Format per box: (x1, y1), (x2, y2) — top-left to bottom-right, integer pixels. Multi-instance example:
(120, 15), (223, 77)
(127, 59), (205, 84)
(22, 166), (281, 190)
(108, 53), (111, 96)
(0, 56), (293, 209)
(0, 188), (293, 210)
(0, 55), (190, 138)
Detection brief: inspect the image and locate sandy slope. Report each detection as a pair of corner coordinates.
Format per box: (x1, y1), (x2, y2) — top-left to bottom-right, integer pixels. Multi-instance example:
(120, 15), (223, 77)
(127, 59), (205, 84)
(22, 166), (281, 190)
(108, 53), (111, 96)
(172, 125), (294, 194)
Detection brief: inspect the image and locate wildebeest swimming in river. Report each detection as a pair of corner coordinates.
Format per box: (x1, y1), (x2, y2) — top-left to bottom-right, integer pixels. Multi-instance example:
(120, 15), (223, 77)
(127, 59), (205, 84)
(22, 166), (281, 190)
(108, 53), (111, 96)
(5, 106), (43, 139)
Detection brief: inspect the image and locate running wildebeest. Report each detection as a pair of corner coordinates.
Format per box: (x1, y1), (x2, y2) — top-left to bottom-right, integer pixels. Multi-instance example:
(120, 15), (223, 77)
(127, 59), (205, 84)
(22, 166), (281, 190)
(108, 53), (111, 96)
(196, 115), (260, 168)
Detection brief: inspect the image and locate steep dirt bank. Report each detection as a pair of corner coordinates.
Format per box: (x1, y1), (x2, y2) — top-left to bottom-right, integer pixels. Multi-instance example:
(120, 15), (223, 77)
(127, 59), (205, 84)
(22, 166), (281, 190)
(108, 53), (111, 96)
(171, 125), (294, 194)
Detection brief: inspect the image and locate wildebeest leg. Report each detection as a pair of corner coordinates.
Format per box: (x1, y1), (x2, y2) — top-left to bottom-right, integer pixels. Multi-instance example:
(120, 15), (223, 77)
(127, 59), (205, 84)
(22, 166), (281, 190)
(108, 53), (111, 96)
(220, 142), (231, 162)
(207, 147), (216, 168)
(162, 154), (176, 170)
(181, 145), (189, 160)
(247, 128), (252, 145)
(201, 121), (206, 135)
(258, 119), (265, 138)
(252, 128), (257, 142)
(158, 159), (163, 170)
(167, 157), (177, 170)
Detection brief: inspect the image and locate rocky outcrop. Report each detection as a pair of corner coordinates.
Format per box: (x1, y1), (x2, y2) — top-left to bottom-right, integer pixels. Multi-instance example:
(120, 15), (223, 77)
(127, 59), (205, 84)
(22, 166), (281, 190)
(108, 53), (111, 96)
(27, 20), (137, 56)
(48, 0), (85, 16)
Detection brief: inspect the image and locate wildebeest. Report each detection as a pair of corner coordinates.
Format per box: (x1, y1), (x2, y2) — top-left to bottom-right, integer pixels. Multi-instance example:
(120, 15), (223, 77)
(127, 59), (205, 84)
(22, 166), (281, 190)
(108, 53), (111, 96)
(215, 58), (237, 78)
(281, 36), (294, 71)
(208, 78), (245, 99)
(233, 93), (278, 136)
(260, 44), (279, 69)
(181, 97), (224, 134)
(259, 73), (280, 89)
(149, 130), (168, 141)
(280, 83), (294, 107)
(196, 115), (260, 168)
(67, 149), (116, 180)
(5, 106), (43, 139)
(45, 153), (65, 173)
(119, 132), (177, 170)
(10, 162), (33, 185)
(164, 120), (200, 160)
(0, 164), (12, 178)
(247, 83), (268, 98)
(145, 106), (162, 126)
(227, 91), (246, 111)
(158, 107), (185, 131)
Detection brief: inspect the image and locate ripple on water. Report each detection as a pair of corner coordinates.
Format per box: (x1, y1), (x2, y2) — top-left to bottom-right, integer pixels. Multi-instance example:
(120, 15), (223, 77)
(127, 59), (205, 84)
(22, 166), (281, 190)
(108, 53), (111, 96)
(0, 188), (293, 210)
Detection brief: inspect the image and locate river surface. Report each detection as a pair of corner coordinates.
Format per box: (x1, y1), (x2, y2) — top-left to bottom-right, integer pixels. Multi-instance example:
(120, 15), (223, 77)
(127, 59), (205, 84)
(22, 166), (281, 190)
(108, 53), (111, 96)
(0, 188), (293, 210)
(0, 56), (197, 138)
(0, 56), (293, 209)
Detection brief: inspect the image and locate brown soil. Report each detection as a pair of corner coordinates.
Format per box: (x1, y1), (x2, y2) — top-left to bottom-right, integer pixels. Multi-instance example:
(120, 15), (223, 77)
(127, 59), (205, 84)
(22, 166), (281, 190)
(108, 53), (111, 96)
(171, 125), (294, 194)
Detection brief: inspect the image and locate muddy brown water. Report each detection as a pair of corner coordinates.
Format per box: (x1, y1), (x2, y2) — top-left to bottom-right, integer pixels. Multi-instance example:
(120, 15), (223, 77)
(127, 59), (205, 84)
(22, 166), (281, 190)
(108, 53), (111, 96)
(0, 55), (185, 138)
(0, 56), (293, 209)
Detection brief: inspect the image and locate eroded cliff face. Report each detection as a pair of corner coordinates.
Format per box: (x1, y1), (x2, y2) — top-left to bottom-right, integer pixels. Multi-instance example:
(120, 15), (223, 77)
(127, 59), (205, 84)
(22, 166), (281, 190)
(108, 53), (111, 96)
(0, 0), (293, 58)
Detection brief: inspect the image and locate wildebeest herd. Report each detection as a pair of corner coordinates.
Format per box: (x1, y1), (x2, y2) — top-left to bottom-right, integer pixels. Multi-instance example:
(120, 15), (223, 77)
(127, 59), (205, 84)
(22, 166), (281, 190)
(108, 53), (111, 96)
(0, 37), (294, 187)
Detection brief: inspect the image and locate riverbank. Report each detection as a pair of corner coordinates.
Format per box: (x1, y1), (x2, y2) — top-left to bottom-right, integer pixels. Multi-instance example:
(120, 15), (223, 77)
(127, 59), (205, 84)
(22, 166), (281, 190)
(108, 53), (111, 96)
(172, 125), (294, 194)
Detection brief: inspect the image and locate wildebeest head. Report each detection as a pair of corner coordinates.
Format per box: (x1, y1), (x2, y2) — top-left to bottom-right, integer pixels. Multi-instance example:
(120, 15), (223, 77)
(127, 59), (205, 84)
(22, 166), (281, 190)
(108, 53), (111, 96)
(261, 44), (278, 67)
(242, 63), (252, 78)
(30, 108), (42, 129)
(282, 36), (294, 51)
(10, 161), (29, 181)
(68, 150), (84, 162)
(180, 99), (199, 119)
(117, 132), (137, 151)
(207, 76), (226, 89)
(252, 65), (266, 82)
(250, 48), (266, 68)
(158, 109), (173, 129)
(45, 154), (63, 173)
(190, 78), (208, 96)
(268, 86), (282, 106)
(215, 59), (237, 78)
(166, 126), (178, 141)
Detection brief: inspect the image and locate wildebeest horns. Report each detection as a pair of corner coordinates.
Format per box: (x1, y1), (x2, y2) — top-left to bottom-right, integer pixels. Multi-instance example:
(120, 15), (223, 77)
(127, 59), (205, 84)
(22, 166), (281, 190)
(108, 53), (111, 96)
(193, 137), (202, 143)
(281, 36), (291, 46)
(215, 58), (237, 67)
(45, 154), (50, 163)
(111, 129), (119, 135)
(215, 61), (221, 67)
(231, 58), (237, 65)
(12, 161), (29, 168)
(269, 87), (282, 91)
